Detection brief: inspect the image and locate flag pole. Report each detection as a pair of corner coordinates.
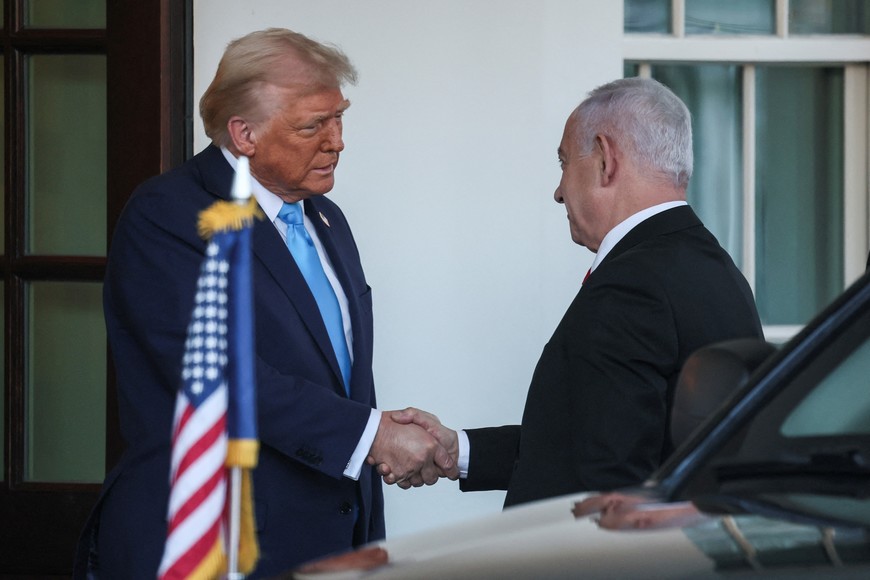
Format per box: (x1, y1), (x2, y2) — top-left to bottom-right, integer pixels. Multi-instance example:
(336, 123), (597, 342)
(227, 466), (243, 580)
(227, 155), (252, 580)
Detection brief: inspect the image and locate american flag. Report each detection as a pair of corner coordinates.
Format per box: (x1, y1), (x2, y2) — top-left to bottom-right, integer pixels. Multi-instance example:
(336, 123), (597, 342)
(158, 239), (231, 580)
(158, 162), (261, 579)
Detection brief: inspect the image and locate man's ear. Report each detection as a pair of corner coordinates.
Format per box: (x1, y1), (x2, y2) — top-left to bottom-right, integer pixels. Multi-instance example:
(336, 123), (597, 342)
(596, 134), (618, 186)
(227, 116), (256, 157)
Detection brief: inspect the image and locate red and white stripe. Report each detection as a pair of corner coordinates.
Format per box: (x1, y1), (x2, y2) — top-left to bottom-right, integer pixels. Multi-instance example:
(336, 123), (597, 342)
(158, 383), (228, 579)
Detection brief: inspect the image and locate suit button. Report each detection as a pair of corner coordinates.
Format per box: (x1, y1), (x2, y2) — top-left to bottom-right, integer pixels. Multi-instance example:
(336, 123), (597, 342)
(339, 501), (353, 515)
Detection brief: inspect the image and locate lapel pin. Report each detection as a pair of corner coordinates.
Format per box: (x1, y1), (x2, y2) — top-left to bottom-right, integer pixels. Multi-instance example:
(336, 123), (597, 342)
(319, 212), (330, 227)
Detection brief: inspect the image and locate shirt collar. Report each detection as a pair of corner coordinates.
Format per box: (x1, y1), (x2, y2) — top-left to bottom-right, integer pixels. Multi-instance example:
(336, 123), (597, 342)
(590, 200), (687, 272)
(220, 146), (296, 222)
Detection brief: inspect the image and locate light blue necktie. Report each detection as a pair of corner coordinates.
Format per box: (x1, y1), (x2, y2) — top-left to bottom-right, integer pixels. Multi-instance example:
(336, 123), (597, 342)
(278, 202), (352, 395)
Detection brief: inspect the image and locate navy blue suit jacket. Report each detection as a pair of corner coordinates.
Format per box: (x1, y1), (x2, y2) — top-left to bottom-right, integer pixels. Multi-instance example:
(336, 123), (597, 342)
(76, 145), (384, 578)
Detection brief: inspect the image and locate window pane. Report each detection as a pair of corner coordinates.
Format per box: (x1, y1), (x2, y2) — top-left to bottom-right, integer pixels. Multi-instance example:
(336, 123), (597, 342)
(625, 0), (671, 33)
(652, 64), (744, 267)
(27, 55), (106, 256)
(790, 0), (870, 34)
(26, 282), (105, 482)
(24, 0), (105, 28)
(755, 67), (844, 325)
(686, 0), (775, 35)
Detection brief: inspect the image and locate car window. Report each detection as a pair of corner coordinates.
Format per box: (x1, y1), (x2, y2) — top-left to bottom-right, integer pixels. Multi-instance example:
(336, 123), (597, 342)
(677, 283), (870, 528)
(728, 304), (870, 459)
(780, 332), (870, 437)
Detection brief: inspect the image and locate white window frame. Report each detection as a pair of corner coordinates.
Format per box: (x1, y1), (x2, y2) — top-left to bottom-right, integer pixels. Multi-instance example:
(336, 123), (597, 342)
(624, 0), (870, 342)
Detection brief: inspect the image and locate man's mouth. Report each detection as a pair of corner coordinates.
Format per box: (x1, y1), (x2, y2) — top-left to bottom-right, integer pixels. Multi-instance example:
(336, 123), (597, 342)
(312, 163), (335, 176)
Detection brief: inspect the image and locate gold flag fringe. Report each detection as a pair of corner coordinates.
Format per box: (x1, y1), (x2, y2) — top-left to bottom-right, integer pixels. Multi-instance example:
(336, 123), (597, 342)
(226, 439), (259, 470)
(237, 469), (260, 574)
(198, 198), (264, 239)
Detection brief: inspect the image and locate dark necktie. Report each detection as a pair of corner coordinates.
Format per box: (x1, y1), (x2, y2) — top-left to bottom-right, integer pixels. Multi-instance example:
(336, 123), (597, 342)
(278, 202), (351, 395)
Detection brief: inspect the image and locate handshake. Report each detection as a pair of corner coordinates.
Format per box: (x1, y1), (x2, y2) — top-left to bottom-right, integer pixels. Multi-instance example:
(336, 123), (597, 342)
(366, 408), (459, 489)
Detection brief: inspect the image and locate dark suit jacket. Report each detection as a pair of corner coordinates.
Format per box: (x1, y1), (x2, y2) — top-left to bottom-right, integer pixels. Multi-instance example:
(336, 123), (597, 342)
(461, 206), (762, 507)
(75, 145), (384, 578)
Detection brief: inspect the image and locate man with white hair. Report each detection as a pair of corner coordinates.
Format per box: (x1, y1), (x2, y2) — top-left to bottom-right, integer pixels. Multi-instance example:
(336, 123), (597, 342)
(386, 77), (763, 507)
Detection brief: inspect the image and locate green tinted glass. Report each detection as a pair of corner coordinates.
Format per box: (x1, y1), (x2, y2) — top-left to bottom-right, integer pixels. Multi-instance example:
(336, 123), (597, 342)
(25, 0), (105, 28)
(755, 67), (844, 325)
(27, 54), (106, 256)
(781, 332), (870, 437)
(652, 64), (744, 267)
(26, 281), (105, 482)
(625, 0), (671, 33)
(790, 0), (870, 34)
(686, 0), (775, 34)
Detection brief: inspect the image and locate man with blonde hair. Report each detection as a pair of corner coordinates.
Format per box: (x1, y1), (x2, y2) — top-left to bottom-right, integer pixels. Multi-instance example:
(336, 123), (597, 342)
(75, 28), (453, 578)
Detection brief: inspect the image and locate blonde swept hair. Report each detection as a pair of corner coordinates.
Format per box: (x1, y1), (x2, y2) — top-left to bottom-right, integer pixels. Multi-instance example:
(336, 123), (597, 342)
(200, 28), (358, 147)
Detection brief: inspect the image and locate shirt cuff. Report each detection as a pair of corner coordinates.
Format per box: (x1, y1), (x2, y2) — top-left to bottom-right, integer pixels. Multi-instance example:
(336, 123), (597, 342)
(344, 408), (382, 480)
(458, 429), (470, 479)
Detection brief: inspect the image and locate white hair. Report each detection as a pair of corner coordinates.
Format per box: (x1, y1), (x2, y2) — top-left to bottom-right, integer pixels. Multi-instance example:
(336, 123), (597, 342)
(574, 77), (693, 189)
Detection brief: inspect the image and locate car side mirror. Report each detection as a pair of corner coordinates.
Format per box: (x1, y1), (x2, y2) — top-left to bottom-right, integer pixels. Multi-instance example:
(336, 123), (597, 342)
(670, 338), (777, 450)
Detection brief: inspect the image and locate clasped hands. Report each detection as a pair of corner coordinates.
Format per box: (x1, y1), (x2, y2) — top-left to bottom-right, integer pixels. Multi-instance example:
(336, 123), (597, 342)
(366, 408), (458, 489)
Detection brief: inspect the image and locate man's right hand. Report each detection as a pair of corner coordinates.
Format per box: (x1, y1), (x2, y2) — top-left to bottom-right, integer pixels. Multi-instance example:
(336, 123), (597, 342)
(367, 410), (457, 488)
(369, 407), (459, 489)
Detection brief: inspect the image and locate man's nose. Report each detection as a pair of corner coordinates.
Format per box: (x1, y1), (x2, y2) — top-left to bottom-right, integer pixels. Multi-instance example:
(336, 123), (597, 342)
(322, 119), (344, 152)
(554, 186), (564, 204)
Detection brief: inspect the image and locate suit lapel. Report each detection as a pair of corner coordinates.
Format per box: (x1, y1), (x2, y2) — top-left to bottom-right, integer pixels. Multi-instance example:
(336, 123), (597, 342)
(304, 198), (363, 399)
(252, 217), (346, 394)
(304, 199), (355, 300)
